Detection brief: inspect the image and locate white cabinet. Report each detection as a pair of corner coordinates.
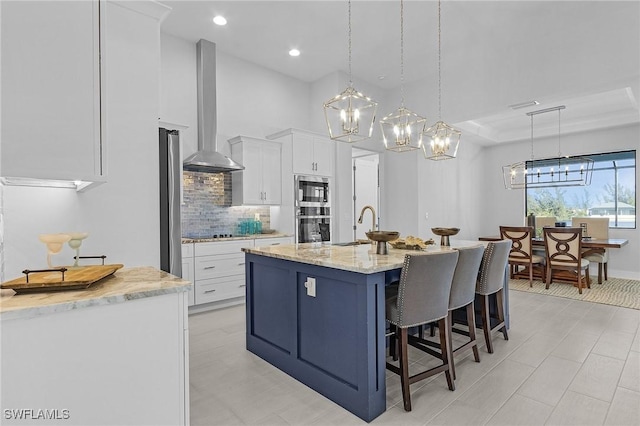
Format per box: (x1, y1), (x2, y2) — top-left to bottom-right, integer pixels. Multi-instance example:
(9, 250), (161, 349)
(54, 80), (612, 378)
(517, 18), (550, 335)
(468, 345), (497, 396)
(193, 240), (254, 305)
(0, 0), (105, 187)
(268, 129), (334, 177)
(229, 136), (282, 205)
(181, 243), (195, 306)
(254, 236), (294, 248)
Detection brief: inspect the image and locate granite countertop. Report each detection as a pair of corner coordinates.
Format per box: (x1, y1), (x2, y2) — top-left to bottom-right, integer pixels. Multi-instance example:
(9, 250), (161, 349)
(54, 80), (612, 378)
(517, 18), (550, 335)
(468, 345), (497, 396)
(243, 240), (485, 274)
(182, 233), (293, 244)
(0, 267), (191, 321)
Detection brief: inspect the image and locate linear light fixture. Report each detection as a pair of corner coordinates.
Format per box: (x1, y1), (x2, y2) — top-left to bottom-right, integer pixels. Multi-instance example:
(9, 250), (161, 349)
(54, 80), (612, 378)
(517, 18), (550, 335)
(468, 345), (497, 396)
(503, 106), (594, 189)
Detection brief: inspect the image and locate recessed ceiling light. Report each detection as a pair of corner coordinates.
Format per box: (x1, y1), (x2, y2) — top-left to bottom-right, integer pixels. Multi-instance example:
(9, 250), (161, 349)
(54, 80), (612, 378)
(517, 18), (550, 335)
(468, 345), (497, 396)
(508, 100), (539, 110)
(212, 15), (227, 26)
(288, 49), (301, 57)
(378, 75), (386, 80)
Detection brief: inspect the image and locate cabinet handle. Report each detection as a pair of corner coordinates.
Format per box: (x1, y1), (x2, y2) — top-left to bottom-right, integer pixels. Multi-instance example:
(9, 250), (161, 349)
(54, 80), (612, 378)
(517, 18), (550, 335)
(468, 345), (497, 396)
(203, 266), (216, 270)
(238, 262), (245, 266)
(204, 289), (216, 294)
(270, 243), (280, 246)
(239, 284), (246, 288)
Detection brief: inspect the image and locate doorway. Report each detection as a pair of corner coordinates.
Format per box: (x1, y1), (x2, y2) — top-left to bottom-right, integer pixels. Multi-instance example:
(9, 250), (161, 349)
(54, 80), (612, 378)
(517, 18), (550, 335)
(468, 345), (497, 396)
(352, 148), (380, 241)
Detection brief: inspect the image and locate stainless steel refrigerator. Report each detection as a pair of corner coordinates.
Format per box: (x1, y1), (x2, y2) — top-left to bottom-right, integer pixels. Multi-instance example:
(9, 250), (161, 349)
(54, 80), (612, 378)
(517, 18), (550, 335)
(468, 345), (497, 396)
(159, 128), (182, 276)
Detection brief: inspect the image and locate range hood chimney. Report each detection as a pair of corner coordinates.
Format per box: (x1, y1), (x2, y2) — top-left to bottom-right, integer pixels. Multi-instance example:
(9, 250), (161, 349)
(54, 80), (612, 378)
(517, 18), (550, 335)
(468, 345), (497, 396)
(183, 39), (244, 173)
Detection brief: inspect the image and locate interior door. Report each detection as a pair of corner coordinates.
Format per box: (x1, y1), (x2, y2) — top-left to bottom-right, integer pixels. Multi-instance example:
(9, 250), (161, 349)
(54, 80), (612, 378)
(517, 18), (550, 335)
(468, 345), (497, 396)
(353, 155), (379, 241)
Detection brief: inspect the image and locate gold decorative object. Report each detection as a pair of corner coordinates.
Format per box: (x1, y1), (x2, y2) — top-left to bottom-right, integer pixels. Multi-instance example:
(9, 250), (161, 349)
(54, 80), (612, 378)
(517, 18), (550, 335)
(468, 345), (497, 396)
(431, 227), (460, 246)
(365, 231), (400, 255)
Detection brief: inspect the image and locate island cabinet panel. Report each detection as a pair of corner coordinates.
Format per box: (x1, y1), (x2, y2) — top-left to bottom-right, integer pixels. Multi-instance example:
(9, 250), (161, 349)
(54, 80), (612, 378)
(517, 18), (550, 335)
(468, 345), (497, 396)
(245, 253), (386, 422)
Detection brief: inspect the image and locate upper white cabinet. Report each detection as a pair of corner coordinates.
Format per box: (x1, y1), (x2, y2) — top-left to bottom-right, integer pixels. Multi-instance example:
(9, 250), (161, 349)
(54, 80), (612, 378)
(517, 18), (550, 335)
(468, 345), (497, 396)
(0, 0), (104, 187)
(229, 136), (282, 205)
(267, 129), (334, 177)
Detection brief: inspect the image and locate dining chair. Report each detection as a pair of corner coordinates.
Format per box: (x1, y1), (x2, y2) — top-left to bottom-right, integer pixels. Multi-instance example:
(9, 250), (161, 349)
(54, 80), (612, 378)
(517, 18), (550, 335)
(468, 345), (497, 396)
(532, 216), (557, 238)
(572, 217), (609, 284)
(543, 227), (591, 294)
(385, 251), (459, 412)
(475, 240), (511, 354)
(500, 226), (545, 287)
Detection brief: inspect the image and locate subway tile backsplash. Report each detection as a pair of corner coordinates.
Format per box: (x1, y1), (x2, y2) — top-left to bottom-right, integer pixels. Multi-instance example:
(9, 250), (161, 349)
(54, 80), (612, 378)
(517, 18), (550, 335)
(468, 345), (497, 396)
(181, 171), (270, 238)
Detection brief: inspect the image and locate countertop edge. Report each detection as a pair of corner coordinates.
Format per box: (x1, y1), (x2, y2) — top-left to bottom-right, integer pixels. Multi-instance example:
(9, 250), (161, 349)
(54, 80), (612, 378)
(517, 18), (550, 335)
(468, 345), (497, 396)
(1, 267), (191, 321)
(183, 233), (293, 244)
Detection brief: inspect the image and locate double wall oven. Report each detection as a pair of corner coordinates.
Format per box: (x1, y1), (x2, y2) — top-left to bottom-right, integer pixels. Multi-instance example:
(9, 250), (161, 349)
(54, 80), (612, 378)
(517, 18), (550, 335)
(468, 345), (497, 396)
(295, 175), (331, 243)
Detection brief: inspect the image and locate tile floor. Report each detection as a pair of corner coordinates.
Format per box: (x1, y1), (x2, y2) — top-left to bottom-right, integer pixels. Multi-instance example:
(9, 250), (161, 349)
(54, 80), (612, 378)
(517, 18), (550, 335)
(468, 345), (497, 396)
(189, 290), (640, 425)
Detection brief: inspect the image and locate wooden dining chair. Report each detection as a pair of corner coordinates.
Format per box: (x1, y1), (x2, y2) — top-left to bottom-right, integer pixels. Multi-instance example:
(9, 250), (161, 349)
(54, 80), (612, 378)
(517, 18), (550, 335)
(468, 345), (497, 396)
(572, 217), (610, 284)
(500, 226), (545, 287)
(543, 227), (591, 294)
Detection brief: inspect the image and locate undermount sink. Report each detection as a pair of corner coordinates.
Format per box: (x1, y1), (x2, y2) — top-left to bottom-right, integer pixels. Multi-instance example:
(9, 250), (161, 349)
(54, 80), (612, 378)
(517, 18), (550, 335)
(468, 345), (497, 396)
(332, 239), (371, 247)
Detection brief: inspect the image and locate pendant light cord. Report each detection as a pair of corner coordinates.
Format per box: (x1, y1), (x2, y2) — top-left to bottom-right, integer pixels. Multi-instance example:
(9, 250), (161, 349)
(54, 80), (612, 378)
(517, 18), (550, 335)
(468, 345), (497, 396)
(530, 114), (534, 160)
(557, 109), (562, 157)
(348, 0), (352, 87)
(437, 0), (442, 120)
(400, 0), (405, 106)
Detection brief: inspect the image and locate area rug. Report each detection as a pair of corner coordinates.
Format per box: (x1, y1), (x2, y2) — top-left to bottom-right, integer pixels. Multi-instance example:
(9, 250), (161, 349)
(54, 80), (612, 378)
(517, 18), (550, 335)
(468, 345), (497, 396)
(509, 276), (640, 310)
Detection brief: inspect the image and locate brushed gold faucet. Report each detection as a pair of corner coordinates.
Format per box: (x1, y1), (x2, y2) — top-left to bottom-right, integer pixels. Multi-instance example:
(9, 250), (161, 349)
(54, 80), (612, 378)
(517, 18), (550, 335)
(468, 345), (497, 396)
(357, 205), (377, 233)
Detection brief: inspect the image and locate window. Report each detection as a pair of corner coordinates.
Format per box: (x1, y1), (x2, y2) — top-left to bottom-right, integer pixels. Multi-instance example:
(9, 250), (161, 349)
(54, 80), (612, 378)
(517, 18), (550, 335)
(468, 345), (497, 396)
(526, 150), (636, 229)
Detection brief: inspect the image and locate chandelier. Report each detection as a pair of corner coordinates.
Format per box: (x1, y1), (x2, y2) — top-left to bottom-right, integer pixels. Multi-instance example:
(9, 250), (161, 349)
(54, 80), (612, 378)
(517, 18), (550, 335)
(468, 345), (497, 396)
(323, 0), (377, 143)
(380, 0), (426, 152)
(423, 0), (460, 160)
(503, 106), (594, 189)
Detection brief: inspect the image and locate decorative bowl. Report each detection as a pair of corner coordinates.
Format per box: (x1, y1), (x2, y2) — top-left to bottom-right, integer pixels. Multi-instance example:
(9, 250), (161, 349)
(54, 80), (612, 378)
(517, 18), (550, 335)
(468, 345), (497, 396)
(431, 227), (460, 237)
(431, 228), (460, 246)
(365, 231), (400, 242)
(366, 231), (400, 255)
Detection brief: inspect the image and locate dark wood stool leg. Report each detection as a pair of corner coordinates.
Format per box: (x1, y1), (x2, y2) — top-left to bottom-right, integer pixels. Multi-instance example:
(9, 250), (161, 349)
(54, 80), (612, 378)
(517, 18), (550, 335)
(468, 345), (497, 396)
(604, 262), (608, 281)
(496, 289), (508, 341)
(398, 328), (411, 411)
(467, 302), (480, 362)
(389, 324), (398, 360)
(447, 311), (456, 380)
(439, 316), (455, 391)
(481, 294), (493, 353)
(597, 263), (603, 284)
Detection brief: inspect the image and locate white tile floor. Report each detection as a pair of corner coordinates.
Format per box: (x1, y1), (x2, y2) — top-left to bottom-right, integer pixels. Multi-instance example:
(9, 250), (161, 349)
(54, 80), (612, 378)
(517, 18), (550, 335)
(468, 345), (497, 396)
(189, 290), (640, 425)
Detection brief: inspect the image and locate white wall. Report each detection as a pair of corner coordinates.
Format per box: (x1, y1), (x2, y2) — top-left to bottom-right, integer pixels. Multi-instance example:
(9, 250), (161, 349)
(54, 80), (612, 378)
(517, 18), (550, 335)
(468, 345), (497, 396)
(160, 33), (312, 158)
(2, 2), (164, 279)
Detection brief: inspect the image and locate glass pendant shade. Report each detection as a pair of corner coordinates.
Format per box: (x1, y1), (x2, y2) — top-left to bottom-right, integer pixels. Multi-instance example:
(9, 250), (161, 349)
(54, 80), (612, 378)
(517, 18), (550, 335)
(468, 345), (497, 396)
(324, 86), (377, 143)
(423, 120), (460, 160)
(380, 106), (427, 152)
(503, 156), (595, 189)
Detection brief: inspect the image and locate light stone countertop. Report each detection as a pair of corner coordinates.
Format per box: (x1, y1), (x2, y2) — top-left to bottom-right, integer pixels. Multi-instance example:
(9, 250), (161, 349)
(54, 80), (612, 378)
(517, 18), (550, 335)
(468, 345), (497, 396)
(0, 267), (191, 321)
(182, 233), (293, 244)
(242, 240), (486, 274)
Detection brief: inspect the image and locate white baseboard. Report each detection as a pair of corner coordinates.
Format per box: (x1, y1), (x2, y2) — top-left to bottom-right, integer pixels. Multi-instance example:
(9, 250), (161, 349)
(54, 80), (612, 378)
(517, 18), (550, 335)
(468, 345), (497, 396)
(607, 269), (640, 280)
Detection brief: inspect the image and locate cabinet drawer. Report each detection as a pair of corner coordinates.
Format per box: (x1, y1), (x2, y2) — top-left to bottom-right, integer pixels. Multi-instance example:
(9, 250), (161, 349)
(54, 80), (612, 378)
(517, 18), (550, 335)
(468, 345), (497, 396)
(194, 240), (254, 256)
(195, 254), (246, 280)
(195, 276), (246, 304)
(254, 237), (293, 248)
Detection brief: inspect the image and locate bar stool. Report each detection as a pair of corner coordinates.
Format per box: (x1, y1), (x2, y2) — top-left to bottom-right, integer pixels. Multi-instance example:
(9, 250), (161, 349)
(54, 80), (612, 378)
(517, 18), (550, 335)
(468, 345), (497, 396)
(447, 245), (485, 379)
(385, 250), (459, 412)
(475, 240), (511, 354)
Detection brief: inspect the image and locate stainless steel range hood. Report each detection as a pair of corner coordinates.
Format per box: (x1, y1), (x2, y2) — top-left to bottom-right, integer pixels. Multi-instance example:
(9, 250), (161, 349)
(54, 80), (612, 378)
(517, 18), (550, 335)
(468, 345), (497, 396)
(183, 39), (244, 173)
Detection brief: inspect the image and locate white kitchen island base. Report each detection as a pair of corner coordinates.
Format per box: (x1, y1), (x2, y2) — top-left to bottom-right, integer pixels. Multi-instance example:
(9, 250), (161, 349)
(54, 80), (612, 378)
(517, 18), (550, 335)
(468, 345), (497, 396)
(1, 267), (190, 426)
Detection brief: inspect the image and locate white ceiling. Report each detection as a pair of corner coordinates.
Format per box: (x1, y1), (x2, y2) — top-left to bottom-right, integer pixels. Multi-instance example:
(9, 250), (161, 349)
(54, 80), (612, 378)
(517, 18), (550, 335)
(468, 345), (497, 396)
(159, 1), (640, 146)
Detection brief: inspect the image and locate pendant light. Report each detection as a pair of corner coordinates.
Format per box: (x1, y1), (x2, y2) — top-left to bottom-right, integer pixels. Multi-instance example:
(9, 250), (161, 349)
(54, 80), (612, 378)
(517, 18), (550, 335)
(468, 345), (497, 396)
(423, 0), (460, 160)
(380, 0), (427, 152)
(323, 0), (377, 143)
(503, 106), (594, 189)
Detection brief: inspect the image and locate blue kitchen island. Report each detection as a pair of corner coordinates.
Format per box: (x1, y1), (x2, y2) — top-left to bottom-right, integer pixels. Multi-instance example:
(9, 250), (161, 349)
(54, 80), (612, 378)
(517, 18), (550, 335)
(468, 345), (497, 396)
(243, 240), (500, 422)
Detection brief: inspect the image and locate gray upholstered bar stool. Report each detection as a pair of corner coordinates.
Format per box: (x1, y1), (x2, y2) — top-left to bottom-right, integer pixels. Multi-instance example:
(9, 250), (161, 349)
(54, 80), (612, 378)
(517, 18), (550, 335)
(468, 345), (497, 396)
(385, 250), (459, 412)
(447, 245), (485, 379)
(475, 240), (511, 354)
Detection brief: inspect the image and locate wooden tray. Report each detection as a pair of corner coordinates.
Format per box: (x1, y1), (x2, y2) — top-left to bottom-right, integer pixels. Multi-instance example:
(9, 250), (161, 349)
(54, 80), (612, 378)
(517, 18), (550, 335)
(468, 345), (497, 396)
(1, 264), (124, 294)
